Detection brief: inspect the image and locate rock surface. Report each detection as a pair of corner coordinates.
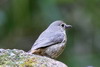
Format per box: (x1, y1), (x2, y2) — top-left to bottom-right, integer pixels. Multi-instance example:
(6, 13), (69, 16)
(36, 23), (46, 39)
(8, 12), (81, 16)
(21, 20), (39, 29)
(0, 49), (68, 67)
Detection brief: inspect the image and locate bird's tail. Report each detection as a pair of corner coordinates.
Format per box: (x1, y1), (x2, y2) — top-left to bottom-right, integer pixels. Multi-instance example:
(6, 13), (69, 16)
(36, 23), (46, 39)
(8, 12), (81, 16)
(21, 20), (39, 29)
(27, 50), (36, 54)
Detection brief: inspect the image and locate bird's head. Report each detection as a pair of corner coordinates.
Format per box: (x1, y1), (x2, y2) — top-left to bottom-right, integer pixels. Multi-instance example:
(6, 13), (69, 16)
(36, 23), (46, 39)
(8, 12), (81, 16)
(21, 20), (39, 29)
(49, 20), (72, 30)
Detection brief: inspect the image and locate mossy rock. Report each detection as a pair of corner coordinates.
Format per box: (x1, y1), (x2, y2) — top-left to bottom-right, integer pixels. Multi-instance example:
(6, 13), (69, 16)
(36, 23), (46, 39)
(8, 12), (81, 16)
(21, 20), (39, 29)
(0, 49), (68, 67)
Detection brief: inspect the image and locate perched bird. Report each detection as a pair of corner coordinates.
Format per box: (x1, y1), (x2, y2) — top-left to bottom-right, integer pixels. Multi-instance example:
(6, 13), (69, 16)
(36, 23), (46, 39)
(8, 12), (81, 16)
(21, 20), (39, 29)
(28, 20), (72, 59)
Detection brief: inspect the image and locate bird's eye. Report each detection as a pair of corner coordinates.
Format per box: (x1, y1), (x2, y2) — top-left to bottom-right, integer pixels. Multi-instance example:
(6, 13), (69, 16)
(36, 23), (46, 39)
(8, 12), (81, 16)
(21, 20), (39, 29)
(61, 24), (64, 27)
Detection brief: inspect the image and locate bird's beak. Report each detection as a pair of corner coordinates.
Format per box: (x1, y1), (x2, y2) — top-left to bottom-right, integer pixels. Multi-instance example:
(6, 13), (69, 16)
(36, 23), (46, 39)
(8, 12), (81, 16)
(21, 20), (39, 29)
(65, 25), (72, 28)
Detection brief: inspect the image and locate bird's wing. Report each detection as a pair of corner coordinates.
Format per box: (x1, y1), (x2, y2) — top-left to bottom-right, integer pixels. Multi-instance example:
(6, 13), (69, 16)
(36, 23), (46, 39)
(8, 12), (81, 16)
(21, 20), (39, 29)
(31, 32), (65, 50)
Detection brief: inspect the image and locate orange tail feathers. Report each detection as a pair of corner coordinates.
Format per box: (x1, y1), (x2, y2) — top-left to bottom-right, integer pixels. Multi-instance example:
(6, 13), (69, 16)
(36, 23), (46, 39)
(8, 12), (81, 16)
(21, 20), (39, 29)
(28, 50), (37, 54)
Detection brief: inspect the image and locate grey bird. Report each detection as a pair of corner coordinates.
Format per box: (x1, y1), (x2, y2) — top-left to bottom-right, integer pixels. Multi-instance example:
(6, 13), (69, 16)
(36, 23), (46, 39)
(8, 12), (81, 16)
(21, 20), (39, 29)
(28, 20), (72, 59)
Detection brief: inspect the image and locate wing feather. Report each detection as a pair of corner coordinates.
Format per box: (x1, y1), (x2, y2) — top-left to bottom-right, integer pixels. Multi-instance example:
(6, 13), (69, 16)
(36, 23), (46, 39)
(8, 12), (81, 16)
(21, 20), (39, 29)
(31, 32), (64, 50)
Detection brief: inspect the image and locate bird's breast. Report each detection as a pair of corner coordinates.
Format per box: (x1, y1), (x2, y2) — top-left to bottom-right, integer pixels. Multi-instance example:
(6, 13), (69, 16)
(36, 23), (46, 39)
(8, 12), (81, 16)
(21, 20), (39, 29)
(45, 42), (66, 58)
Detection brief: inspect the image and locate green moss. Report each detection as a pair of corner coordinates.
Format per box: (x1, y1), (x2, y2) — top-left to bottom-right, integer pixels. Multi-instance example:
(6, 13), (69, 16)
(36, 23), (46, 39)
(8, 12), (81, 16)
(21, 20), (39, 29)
(0, 49), (67, 67)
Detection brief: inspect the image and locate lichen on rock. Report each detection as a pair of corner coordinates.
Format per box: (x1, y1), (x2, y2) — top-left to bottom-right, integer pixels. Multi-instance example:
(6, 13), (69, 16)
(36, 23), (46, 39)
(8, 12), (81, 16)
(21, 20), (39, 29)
(0, 49), (68, 67)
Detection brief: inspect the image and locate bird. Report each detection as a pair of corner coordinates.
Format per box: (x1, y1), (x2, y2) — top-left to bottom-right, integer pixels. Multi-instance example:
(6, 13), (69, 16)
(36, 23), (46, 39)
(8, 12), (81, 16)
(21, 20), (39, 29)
(28, 20), (72, 59)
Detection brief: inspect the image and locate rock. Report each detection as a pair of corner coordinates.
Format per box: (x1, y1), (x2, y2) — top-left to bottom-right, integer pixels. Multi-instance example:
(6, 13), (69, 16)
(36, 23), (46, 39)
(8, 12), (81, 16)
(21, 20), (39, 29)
(0, 49), (68, 67)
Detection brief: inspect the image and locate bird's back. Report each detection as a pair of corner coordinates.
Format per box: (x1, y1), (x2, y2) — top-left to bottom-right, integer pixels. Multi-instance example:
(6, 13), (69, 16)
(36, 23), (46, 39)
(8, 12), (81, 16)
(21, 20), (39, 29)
(30, 26), (65, 52)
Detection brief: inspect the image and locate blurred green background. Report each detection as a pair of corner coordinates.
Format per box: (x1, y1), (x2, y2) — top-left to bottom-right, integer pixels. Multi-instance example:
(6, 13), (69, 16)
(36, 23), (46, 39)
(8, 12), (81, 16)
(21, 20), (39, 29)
(0, 0), (100, 67)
